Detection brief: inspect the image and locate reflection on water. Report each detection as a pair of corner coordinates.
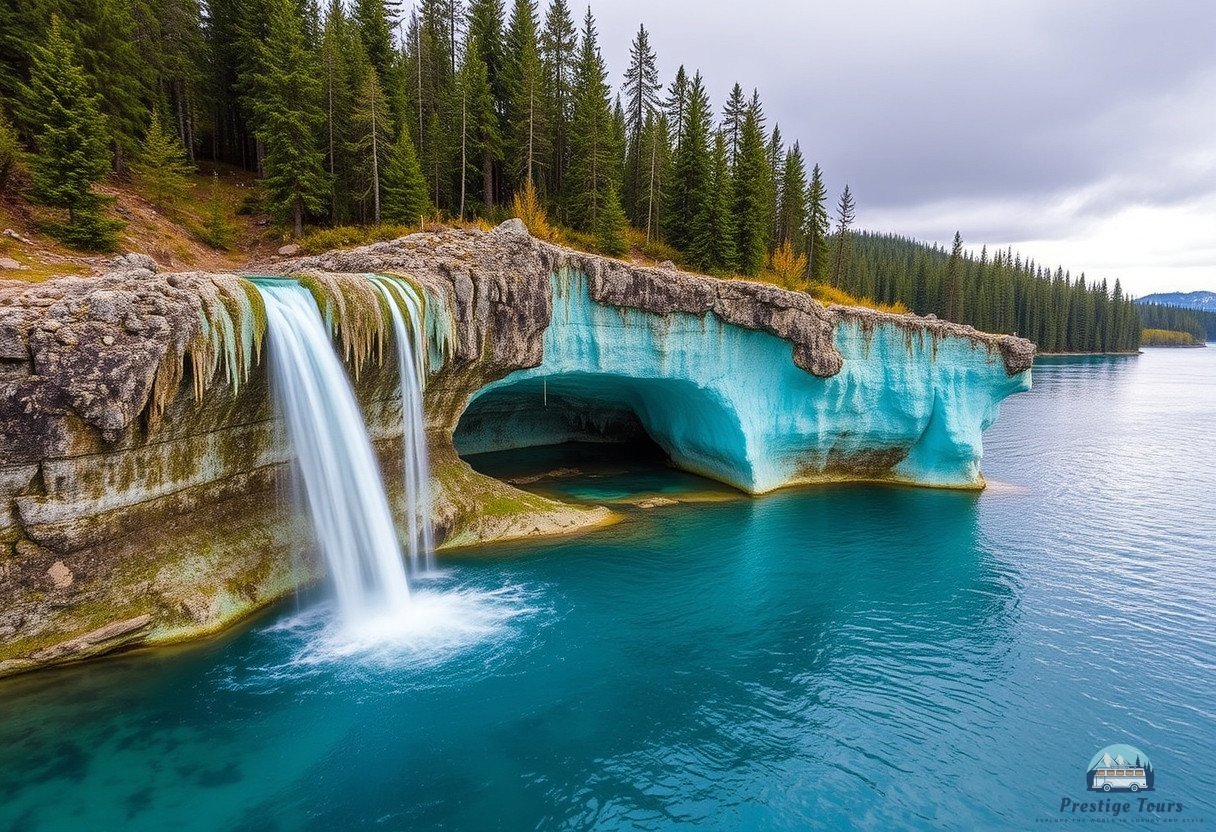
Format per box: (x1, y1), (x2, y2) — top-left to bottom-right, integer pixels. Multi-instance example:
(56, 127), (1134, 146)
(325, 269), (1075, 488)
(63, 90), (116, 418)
(0, 347), (1214, 831)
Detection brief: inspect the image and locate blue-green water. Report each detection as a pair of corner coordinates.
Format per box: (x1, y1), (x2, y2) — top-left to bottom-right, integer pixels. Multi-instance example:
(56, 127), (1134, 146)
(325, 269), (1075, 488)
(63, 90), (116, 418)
(2, 348), (1214, 831)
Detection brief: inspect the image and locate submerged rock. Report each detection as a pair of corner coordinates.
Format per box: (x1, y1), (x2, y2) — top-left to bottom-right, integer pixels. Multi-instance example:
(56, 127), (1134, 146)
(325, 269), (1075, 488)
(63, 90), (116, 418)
(0, 223), (1034, 676)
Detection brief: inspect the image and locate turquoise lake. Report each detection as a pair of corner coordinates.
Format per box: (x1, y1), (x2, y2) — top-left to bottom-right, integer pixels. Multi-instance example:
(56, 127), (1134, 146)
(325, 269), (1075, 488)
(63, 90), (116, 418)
(1, 347), (1213, 831)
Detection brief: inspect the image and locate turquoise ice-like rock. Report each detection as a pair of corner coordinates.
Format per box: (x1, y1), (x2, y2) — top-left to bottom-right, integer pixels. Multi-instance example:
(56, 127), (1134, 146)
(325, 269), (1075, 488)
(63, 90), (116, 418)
(456, 269), (1031, 492)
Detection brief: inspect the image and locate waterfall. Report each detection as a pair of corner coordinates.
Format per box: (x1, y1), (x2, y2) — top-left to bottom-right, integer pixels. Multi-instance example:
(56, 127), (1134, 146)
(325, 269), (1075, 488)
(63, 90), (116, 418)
(370, 275), (436, 573)
(256, 280), (411, 619)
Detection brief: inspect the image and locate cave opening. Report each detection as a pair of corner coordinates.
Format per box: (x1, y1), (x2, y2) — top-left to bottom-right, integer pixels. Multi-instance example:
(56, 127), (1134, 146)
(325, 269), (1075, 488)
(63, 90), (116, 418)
(454, 374), (671, 484)
(453, 372), (752, 497)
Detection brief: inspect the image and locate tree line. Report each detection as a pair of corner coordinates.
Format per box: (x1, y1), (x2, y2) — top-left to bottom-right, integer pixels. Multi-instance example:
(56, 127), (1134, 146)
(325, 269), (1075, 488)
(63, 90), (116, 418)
(0, 0), (1152, 354)
(835, 232), (1142, 353)
(0, 0), (850, 268)
(1136, 303), (1216, 343)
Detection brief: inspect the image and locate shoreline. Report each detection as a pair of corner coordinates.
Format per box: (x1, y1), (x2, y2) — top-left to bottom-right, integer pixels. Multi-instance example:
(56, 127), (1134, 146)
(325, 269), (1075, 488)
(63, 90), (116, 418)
(1037, 350), (1142, 357)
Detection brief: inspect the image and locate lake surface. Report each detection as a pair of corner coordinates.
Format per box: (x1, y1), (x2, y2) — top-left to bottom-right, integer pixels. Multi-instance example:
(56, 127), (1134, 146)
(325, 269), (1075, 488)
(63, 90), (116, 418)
(2, 348), (1214, 831)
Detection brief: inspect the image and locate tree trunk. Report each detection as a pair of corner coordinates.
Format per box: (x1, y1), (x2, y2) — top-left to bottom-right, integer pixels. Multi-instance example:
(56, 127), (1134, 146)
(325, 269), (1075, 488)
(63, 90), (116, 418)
(527, 83), (534, 184)
(459, 96), (467, 219)
(371, 98), (380, 224)
(482, 148), (493, 209)
(646, 130), (657, 242)
(293, 200), (303, 239)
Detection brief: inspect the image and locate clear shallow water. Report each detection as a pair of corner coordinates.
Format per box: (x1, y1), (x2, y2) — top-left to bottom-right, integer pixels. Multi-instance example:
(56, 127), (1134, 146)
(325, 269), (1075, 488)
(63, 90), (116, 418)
(2, 348), (1214, 831)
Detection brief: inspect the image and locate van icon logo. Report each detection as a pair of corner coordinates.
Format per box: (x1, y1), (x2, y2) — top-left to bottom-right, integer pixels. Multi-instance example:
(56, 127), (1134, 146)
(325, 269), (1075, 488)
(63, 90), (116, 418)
(1087, 744), (1154, 793)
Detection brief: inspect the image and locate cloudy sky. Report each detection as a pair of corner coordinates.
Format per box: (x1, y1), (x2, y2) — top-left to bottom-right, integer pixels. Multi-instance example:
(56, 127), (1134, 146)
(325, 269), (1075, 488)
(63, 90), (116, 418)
(589, 0), (1216, 296)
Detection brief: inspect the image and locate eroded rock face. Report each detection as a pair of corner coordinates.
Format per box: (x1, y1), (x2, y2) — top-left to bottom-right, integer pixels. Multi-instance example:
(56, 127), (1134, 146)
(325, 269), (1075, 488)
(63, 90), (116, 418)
(0, 222), (1034, 677)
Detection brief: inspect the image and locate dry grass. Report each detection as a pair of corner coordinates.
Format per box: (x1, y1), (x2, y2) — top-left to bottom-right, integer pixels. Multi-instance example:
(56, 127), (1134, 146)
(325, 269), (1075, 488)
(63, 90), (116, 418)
(807, 282), (909, 314)
(298, 223), (419, 255)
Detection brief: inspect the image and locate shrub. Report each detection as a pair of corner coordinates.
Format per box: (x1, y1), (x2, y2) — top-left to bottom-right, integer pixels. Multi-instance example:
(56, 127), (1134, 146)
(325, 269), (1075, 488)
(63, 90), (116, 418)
(510, 180), (554, 241)
(770, 240), (808, 289)
(196, 173), (236, 250)
(133, 112), (194, 208)
(1140, 328), (1201, 347)
(808, 281), (909, 315)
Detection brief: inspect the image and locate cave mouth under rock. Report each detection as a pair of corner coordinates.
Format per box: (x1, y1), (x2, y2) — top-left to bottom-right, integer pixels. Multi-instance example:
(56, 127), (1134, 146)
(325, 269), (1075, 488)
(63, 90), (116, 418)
(453, 372), (752, 493)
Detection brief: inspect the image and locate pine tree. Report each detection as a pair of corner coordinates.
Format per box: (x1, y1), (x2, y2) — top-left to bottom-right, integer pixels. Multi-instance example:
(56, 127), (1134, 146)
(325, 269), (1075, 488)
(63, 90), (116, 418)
(777, 142), (807, 252)
(70, 0), (153, 173)
(944, 231), (965, 321)
(691, 130), (737, 273)
(504, 0), (546, 188)
(135, 111), (195, 208)
(805, 162), (830, 282)
(539, 0), (576, 212)
(381, 127), (430, 224)
(638, 111), (671, 242)
(408, 0), (459, 212)
(565, 8), (615, 232)
(24, 16), (122, 250)
(467, 0), (507, 204)
(621, 23), (660, 225)
(0, 114), (20, 195)
(721, 82), (746, 168)
(595, 181), (627, 256)
(199, 172), (236, 249)
(350, 67), (393, 222)
(830, 184), (855, 287)
(457, 32), (502, 215)
(135, 0), (206, 161)
(352, 0), (394, 84)
(320, 0), (356, 221)
(253, 0), (330, 237)
(665, 71), (711, 255)
(467, 0), (507, 107)
(732, 104), (770, 275)
(766, 123), (784, 251)
(664, 66), (689, 153)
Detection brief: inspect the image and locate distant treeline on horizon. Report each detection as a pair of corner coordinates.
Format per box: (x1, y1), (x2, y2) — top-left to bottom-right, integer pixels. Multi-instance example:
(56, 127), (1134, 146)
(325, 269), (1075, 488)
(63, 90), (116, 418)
(840, 233), (1141, 354)
(1136, 302), (1216, 343)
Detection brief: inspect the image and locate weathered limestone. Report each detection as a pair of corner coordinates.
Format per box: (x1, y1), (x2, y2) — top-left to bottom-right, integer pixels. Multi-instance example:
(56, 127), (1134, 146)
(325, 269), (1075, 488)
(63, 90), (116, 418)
(0, 221), (1033, 677)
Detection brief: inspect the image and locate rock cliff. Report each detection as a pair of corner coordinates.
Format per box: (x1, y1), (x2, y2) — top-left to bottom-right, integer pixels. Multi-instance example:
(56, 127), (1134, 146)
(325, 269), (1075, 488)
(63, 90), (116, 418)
(0, 220), (1033, 676)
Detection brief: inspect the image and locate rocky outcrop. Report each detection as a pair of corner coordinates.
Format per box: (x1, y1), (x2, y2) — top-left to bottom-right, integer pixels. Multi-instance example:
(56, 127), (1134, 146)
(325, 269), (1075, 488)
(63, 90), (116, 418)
(0, 221), (1034, 677)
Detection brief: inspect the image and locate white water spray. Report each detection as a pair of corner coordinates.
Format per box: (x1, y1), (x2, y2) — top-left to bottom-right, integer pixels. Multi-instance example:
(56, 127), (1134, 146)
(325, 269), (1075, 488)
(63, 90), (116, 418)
(370, 275), (435, 574)
(257, 280), (411, 619)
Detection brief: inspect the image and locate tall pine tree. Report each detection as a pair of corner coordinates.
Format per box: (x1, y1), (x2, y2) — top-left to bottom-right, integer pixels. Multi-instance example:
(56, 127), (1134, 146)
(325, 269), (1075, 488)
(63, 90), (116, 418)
(732, 103), (770, 275)
(253, 0), (329, 237)
(504, 0), (546, 188)
(621, 23), (660, 226)
(565, 9), (615, 232)
(24, 16), (121, 250)
(665, 71), (711, 254)
(381, 126), (430, 224)
(805, 162), (829, 282)
(829, 184), (855, 287)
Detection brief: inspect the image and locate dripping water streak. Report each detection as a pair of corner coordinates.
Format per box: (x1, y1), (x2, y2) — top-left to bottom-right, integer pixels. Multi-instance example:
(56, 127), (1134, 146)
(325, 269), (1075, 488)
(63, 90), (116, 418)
(371, 275), (436, 572)
(256, 280), (411, 619)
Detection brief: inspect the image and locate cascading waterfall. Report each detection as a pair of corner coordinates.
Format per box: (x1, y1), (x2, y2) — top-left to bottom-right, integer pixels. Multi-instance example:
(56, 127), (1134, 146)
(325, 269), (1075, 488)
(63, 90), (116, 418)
(256, 280), (412, 619)
(369, 274), (435, 573)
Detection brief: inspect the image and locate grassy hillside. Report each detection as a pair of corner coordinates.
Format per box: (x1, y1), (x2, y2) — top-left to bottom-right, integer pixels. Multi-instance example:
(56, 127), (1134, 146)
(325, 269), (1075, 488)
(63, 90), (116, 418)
(0, 163), (274, 282)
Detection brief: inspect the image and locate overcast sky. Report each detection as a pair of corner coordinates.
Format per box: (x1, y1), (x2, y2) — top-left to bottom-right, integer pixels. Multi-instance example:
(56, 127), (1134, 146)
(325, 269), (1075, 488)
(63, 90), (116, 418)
(586, 0), (1216, 296)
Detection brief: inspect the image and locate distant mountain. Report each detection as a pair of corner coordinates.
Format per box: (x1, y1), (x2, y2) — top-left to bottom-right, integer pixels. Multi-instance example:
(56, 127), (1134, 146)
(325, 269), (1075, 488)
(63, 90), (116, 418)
(1136, 290), (1216, 310)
